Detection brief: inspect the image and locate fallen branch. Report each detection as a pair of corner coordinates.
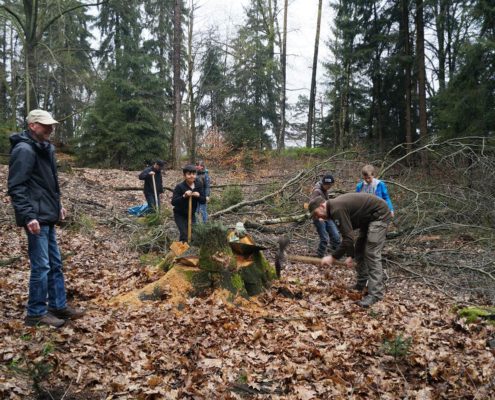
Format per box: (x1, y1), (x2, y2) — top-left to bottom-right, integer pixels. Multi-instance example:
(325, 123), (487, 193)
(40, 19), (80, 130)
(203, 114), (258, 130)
(210, 151), (356, 218)
(212, 182), (275, 188)
(258, 214), (307, 225)
(243, 220), (290, 234)
(114, 186), (174, 192)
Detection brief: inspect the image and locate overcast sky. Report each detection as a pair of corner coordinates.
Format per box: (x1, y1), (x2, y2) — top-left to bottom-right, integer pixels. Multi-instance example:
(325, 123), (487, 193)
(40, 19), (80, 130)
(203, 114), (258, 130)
(194, 0), (334, 104)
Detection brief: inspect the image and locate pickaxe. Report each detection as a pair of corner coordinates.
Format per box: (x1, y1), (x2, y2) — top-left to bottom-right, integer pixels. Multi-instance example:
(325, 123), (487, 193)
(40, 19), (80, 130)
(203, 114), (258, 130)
(275, 236), (347, 277)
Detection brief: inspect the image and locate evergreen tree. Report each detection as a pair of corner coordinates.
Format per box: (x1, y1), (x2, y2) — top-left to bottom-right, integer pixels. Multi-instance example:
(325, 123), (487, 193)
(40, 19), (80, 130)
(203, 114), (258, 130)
(196, 38), (229, 133)
(432, 0), (494, 138)
(76, 0), (168, 168)
(226, 0), (281, 150)
(45, 5), (95, 145)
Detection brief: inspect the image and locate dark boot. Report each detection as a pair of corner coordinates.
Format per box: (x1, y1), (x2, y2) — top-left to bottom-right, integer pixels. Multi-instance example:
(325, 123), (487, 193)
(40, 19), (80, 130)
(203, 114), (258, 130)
(357, 295), (380, 308)
(48, 305), (86, 320)
(348, 283), (367, 292)
(25, 313), (65, 328)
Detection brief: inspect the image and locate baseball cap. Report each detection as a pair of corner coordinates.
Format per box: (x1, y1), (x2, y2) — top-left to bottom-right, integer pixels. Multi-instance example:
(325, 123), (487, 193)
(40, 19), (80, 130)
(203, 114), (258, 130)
(322, 174), (335, 185)
(27, 109), (59, 125)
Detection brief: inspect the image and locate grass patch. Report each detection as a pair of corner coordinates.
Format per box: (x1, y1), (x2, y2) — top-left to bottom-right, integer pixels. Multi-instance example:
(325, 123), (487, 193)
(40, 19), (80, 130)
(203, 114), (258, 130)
(458, 306), (495, 324)
(209, 185), (243, 212)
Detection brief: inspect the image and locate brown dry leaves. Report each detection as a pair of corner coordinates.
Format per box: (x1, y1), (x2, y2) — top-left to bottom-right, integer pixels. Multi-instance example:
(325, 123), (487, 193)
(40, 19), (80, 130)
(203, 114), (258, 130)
(0, 165), (494, 399)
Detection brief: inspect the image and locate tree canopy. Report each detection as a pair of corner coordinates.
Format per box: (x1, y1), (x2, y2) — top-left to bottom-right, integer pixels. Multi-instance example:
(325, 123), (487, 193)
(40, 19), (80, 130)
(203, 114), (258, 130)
(1, 0), (493, 165)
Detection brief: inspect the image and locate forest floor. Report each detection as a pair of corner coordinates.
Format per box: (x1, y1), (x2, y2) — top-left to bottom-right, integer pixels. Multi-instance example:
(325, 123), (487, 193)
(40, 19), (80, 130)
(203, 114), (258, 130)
(0, 154), (494, 400)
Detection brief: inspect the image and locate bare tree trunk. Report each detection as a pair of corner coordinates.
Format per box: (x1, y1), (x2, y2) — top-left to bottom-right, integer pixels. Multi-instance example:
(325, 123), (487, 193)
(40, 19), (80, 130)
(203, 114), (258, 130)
(306, 0), (323, 148)
(333, 98), (340, 149)
(402, 0), (413, 154)
(9, 24), (17, 126)
(415, 0), (428, 164)
(0, 21), (8, 121)
(25, 43), (37, 112)
(372, 3), (383, 153)
(434, 0), (447, 91)
(172, 0), (183, 169)
(187, 1), (196, 163)
(340, 63), (351, 148)
(278, 0), (288, 151)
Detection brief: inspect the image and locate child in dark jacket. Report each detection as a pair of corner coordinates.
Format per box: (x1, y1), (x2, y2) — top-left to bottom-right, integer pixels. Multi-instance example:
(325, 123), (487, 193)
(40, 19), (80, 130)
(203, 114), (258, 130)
(171, 164), (206, 242)
(138, 160), (164, 211)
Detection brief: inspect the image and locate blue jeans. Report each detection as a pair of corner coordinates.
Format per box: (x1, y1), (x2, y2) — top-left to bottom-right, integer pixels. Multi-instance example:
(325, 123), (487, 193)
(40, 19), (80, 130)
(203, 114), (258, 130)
(197, 203), (208, 223)
(313, 219), (341, 257)
(26, 225), (67, 317)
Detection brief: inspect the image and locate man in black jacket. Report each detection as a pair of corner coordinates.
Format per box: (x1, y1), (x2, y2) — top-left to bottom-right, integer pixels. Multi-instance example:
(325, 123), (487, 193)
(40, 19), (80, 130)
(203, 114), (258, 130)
(171, 164), (205, 242)
(8, 109), (85, 327)
(139, 160), (165, 211)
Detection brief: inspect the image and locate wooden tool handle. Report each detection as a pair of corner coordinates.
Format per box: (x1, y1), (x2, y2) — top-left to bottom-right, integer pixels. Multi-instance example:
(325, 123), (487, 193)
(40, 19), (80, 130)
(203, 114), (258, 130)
(152, 174), (158, 209)
(287, 254), (347, 267)
(187, 196), (192, 243)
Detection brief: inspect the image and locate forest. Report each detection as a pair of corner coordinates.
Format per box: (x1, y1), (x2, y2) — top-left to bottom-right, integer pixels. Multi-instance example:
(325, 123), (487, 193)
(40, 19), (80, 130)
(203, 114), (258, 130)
(0, 0), (493, 164)
(0, 0), (494, 399)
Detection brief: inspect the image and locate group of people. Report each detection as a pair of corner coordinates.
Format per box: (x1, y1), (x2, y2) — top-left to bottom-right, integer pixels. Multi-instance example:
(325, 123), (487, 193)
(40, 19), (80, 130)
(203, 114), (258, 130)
(309, 165), (394, 308)
(7, 108), (394, 328)
(138, 160), (211, 242)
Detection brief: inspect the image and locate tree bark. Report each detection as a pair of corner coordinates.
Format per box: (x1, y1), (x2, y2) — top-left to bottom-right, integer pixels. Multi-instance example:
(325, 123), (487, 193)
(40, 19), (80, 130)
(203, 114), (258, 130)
(278, 0), (288, 151)
(306, 0), (323, 148)
(415, 0), (428, 165)
(434, 0), (447, 91)
(171, 0), (183, 169)
(187, 1), (196, 163)
(402, 0), (413, 154)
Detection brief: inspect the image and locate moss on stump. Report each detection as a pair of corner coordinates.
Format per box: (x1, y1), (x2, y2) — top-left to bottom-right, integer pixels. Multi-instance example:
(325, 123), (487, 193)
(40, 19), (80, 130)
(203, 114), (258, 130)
(112, 223), (276, 307)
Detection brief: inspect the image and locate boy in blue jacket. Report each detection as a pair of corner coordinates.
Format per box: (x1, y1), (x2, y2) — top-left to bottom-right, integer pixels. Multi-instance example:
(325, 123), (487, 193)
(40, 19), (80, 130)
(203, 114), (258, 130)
(356, 164), (394, 217)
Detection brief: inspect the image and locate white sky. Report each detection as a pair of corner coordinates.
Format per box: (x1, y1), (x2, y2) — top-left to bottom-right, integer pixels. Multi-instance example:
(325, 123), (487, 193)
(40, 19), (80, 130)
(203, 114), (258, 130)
(194, 0), (334, 104)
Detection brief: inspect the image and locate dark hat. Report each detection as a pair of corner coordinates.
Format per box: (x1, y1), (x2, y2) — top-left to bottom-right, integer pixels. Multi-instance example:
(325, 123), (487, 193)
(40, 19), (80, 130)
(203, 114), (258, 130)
(182, 164), (197, 173)
(321, 174), (335, 185)
(308, 196), (326, 216)
(155, 159), (165, 167)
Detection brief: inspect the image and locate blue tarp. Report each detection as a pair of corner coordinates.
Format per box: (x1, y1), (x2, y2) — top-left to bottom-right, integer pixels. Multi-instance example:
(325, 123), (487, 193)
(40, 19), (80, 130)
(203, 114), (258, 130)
(128, 203), (150, 216)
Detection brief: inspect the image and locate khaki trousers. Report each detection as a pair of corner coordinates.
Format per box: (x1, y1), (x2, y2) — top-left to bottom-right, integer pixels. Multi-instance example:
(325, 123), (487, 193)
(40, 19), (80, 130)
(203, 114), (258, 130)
(354, 220), (389, 299)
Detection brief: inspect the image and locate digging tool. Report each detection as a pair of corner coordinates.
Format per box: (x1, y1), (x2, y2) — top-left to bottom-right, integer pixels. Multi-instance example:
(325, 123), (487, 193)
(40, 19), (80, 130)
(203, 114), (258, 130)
(275, 236), (346, 277)
(151, 173), (159, 211)
(187, 195), (192, 243)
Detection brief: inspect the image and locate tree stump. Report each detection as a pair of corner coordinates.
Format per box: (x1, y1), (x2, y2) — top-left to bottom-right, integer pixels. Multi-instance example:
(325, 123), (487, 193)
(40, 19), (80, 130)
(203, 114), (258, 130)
(111, 223), (276, 306)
